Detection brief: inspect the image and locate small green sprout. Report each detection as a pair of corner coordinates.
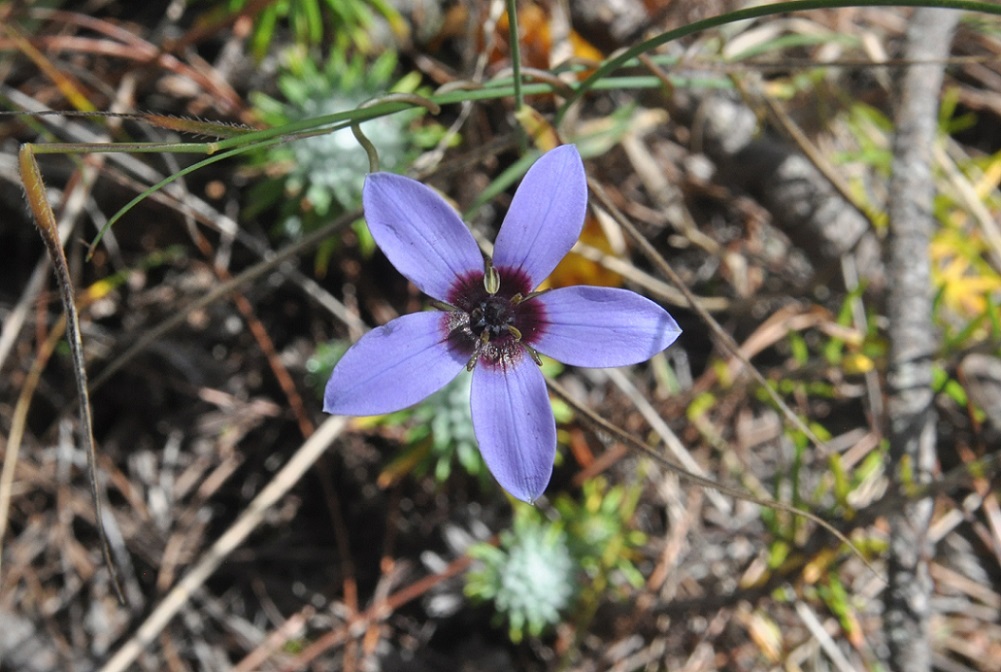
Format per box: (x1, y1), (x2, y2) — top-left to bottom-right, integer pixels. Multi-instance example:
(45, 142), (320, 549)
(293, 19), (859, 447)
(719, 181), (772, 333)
(464, 478), (649, 643)
(465, 508), (577, 643)
(555, 477), (648, 595)
(249, 50), (420, 234)
(202, 0), (405, 60)
(408, 373), (486, 483)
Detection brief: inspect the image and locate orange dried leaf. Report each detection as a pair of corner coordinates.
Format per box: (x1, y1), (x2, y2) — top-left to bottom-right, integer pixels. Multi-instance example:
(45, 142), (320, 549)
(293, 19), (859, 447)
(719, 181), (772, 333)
(495, 3), (603, 72)
(545, 212), (623, 289)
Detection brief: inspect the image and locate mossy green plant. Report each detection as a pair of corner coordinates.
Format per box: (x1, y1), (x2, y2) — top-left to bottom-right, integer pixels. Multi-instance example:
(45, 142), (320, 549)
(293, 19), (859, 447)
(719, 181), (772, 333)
(465, 509), (577, 643)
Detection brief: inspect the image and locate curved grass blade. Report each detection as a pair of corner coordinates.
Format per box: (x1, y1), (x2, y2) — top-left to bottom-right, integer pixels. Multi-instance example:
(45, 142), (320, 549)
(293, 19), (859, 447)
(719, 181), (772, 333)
(18, 143), (126, 604)
(557, 0), (1001, 124)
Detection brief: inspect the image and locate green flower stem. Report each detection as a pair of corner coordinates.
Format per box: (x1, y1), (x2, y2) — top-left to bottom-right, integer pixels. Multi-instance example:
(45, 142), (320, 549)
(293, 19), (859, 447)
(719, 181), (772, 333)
(506, 0), (526, 151)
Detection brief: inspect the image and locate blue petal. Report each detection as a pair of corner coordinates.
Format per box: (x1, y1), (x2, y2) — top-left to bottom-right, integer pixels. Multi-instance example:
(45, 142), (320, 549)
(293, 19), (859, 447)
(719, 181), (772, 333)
(470, 358), (556, 503)
(532, 287), (681, 367)
(324, 312), (466, 415)
(493, 145), (587, 289)
(363, 173), (484, 302)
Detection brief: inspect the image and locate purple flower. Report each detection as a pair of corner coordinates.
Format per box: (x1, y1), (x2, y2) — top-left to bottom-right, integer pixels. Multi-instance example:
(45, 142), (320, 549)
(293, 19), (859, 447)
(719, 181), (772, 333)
(324, 145), (681, 502)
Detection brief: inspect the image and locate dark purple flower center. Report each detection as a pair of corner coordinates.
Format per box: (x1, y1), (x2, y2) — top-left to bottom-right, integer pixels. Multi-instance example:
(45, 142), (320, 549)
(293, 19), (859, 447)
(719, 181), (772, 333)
(442, 267), (546, 370)
(470, 296), (516, 338)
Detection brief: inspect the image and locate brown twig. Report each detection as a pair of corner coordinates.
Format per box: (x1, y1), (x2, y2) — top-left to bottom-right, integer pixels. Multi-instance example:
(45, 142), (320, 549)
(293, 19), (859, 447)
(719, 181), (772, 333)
(99, 416), (349, 672)
(283, 554), (474, 671)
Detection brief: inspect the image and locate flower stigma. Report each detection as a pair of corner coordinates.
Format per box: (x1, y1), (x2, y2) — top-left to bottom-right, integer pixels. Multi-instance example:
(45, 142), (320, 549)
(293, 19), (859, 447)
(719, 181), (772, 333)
(483, 258), (501, 295)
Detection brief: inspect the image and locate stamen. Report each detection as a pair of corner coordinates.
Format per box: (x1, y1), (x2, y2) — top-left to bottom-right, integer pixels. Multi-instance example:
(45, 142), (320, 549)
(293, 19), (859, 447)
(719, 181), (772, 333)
(507, 325), (523, 341)
(525, 343), (543, 366)
(483, 258), (501, 295)
(466, 331), (492, 371)
(520, 288), (551, 302)
(431, 299), (463, 312)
